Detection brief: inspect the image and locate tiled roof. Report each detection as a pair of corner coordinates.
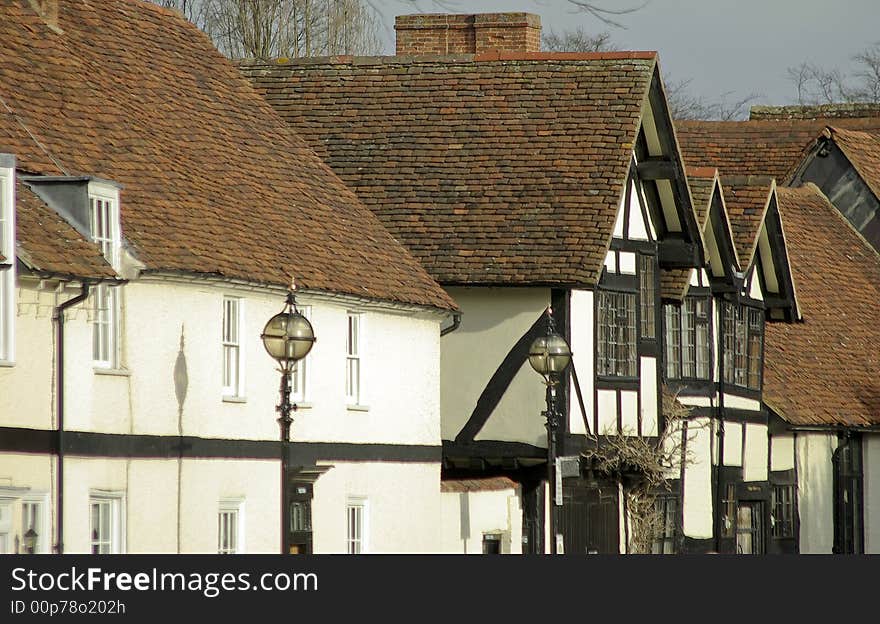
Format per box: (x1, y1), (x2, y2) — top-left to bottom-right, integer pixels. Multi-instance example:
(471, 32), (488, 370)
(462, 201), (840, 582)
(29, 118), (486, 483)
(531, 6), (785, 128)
(240, 53), (659, 286)
(677, 117), (880, 181)
(15, 180), (116, 279)
(720, 176), (774, 265)
(0, 1), (454, 310)
(440, 476), (519, 493)
(830, 127), (880, 202)
(765, 185), (880, 426)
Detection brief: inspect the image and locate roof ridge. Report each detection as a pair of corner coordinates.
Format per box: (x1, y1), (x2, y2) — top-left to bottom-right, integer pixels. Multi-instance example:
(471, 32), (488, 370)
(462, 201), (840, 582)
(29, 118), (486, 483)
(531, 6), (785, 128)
(239, 50), (658, 68)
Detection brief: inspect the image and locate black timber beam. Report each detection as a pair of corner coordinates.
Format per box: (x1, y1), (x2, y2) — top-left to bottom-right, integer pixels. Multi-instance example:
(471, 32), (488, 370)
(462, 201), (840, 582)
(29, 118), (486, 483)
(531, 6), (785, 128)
(637, 157), (676, 180)
(658, 237), (700, 269)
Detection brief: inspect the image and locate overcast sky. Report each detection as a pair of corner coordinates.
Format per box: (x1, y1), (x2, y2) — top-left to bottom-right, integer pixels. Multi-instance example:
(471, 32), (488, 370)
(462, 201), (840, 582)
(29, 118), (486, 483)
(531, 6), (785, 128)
(374, 0), (880, 109)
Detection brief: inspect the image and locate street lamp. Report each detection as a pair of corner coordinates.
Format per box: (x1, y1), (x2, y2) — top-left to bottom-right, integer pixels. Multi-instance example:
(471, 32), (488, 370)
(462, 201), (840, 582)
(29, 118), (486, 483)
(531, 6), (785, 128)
(527, 307), (572, 555)
(261, 280), (315, 554)
(23, 528), (38, 554)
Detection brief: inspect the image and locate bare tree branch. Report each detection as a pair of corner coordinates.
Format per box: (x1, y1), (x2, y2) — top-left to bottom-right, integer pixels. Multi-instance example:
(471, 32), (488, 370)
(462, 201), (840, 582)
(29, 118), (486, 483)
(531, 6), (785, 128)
(542, 27), (617, 53)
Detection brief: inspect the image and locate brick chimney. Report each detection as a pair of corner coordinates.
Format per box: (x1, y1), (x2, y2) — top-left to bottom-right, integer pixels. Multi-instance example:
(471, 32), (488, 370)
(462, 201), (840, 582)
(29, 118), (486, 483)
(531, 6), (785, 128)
(27, 0), (61, 33)
(395, 13), (541, 56)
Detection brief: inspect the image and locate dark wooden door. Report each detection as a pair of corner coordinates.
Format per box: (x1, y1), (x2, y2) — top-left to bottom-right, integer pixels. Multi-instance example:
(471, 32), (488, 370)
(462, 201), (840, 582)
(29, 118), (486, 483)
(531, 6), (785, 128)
(559, 482), (619, 554)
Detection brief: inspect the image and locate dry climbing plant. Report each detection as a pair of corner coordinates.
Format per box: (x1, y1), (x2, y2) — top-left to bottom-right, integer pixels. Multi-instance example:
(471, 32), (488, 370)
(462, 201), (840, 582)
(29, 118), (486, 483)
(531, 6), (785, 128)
(580, 387), (702, 553)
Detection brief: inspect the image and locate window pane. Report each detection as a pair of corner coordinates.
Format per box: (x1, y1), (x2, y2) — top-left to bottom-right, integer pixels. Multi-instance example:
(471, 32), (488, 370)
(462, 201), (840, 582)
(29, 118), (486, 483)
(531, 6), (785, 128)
(598, 292), (637, 377)
(665, 305), (681, 379)
(683, 300), (696, 378)
(747, 309), (763, 390)
(695, 299), (711, 379)
(639, 256), (655, 338)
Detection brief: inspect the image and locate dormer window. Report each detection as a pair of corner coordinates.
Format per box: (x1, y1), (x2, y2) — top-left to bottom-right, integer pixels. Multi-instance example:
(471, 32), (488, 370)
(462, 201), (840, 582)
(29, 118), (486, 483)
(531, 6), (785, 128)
(90, 195), (119, 269)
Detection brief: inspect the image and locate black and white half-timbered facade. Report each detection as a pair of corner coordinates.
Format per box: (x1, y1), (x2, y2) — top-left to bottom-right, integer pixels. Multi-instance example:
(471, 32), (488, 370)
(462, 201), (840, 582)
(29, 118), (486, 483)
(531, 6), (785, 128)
(241, 12), (724, 554)
(659, 171), (799, 554)
(679, 107), (880, 554)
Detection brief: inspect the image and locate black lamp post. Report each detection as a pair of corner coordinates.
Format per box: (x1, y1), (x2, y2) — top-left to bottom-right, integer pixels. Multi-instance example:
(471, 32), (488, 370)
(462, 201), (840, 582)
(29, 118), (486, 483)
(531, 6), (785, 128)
(261, 280), (315, 554)
(527, 307), (572, 554)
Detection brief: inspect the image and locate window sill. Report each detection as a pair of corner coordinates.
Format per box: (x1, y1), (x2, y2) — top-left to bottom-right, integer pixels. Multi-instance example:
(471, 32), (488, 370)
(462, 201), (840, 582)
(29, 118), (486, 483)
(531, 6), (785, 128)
(222, 396), (247, 404)
(292, 402), (313, 410)
(94, 367), (130, 377)
(346, 404), (370, 412)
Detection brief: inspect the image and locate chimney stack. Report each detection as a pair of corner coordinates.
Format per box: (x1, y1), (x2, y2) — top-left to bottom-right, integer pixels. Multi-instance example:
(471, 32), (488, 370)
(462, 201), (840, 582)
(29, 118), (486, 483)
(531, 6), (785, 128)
(27, 0), (61, 33)
(395, 13), (541, 56)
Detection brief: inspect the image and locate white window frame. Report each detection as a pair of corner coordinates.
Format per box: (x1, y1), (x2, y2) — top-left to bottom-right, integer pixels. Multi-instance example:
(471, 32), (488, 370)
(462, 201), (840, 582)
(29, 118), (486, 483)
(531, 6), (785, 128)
(89, 492), (125, 554)
(346, 498), (368, 554)
(291, 305), (311, 404)
(345, 312), (364, 406)
(92, 284), (120, 368)
(21, 493), (49, 554)
(218, 499), (245, 554)
(0, 165), (16, 364)
(222, 296), (245, 398)
(89, 187), (121, 369)
(88, 192), (120, 270)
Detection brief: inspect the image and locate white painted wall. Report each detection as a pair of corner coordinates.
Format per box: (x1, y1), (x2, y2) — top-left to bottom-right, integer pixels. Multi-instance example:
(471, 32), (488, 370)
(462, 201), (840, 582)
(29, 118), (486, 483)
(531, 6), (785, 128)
(3, 278), (445, 445)
(742, 423), (769, 482)
(770, 434), (795, 472)
(1, 272), (447, 553)
(569, 289), (593, 436)
(682, 417), (714, 539)
(312, 461), (441, 553)
(796, 432), (836, 554)
(723, 421), (743, 467)
(439, 486), (522, 554)
(442, 287), (549, 446)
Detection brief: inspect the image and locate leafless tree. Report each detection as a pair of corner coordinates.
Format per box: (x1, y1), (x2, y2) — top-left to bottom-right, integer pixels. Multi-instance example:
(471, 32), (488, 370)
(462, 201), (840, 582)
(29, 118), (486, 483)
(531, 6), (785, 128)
(542, 27), (617, 53)
(154, 0), (382, 59)
(788, 43), (880, 105)
(581, 388), (701, 554)
(665, 76), (760, 121)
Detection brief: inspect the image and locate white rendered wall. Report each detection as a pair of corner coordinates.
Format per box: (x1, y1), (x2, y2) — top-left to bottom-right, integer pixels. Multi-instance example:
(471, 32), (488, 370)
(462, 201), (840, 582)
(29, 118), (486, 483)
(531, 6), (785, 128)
(568, 290), (593, 435)
(742, 423), (769, 482)
(443, 287), (549, 446)
(770, 434), (795, 472)
(1, 275), (447, 554)
(797, 432), (836, 554)
(439, 487), (523, 554)
(0, 453), (53, 553)
(311, 461), (441, 554)
(682, 417), (714, 539)
(2, 278), (443, 446)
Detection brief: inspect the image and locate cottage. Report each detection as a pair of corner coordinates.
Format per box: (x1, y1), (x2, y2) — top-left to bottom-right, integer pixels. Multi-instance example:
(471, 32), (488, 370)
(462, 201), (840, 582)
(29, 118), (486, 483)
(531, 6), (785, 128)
(0, 0), (455, 554)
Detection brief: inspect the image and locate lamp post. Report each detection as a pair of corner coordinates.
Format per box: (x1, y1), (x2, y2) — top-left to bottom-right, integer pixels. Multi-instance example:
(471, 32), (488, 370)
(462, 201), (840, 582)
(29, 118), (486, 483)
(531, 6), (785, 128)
(261, 280), (315, 554)
(527, 307), (572, 554)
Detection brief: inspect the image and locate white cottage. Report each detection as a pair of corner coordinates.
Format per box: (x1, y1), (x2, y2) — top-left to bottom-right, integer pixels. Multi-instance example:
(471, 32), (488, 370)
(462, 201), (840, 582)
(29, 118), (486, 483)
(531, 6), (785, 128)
(0, 0), (456, 554)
